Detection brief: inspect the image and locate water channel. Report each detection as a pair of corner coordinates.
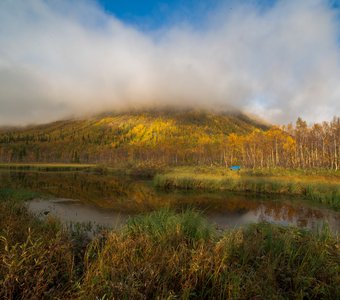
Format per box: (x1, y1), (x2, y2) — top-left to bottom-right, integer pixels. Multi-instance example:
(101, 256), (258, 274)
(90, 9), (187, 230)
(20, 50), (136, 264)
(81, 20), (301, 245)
(1, 170), (339, 234)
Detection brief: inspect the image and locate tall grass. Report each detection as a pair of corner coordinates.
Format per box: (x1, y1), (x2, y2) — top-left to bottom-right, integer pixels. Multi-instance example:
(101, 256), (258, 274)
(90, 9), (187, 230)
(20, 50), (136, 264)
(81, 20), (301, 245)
(1, 188), (339, 299)
(125, 209), (216, 245)
(0, 188), (40, 202)
(154, 171), (340, 210)
(0, 231), (74, 299)
(81, 215), (339, 299)
(0, 189), (78, 299)
(242, 167), (340, 178)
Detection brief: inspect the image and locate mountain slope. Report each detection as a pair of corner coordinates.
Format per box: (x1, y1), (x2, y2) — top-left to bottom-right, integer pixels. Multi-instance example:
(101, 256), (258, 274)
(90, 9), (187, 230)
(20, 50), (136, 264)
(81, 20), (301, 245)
(0, 109), (268, 165)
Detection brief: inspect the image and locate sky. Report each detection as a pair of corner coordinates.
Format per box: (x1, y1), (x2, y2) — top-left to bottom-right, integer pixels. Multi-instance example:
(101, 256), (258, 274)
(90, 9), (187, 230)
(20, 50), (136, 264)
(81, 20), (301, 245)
(98, 0), (276, 29)
(0, 0), (340, 126)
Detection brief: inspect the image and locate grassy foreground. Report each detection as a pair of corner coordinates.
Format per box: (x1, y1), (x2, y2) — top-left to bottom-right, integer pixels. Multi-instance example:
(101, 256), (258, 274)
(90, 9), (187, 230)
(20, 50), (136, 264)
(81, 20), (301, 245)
(0, 188), (339, 299)
(154, 167), (340, 210)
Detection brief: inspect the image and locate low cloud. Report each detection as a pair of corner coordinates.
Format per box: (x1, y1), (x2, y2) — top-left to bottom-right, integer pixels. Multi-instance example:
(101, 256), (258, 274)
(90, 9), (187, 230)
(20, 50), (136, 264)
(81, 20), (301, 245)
(0, 0), (339, 125)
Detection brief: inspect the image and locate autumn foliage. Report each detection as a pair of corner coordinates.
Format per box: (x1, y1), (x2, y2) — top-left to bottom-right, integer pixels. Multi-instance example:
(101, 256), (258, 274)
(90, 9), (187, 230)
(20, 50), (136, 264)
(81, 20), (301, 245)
(226, 116), (340, 169)
(0, 110), (339, 170)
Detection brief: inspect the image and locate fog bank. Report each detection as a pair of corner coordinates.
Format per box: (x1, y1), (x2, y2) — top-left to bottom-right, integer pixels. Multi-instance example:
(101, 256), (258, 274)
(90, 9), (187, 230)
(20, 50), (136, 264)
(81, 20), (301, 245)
(0, 0), (340, 125)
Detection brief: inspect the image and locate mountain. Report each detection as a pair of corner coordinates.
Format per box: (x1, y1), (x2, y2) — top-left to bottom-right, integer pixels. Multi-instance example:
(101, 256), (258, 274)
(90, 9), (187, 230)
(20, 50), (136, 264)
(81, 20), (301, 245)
(0, 109), (269, 166)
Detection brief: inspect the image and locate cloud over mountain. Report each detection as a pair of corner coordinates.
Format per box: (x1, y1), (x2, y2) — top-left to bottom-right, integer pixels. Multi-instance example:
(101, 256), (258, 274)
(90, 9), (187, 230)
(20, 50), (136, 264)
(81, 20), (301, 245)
(0, 0), (339, 125)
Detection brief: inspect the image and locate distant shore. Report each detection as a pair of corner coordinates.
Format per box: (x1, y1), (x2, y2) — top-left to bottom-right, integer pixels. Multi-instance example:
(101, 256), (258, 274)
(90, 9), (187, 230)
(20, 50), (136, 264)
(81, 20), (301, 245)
(154, 167), (340, 210)
(1, 163), (339, 210)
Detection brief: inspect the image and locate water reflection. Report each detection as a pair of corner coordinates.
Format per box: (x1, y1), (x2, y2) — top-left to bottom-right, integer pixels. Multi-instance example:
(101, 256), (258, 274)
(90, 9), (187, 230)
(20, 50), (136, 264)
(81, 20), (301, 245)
(1, 170), (339, 233)
(28, 198), (129, 229)
(208, 204), (339, 233)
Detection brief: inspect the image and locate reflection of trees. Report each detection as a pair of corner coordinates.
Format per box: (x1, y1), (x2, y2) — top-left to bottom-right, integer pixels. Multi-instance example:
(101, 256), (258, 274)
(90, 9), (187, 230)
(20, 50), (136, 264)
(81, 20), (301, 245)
(1, 171), (339, 229)
(254, 200), (337, 230)
(0, 171), (158, 211)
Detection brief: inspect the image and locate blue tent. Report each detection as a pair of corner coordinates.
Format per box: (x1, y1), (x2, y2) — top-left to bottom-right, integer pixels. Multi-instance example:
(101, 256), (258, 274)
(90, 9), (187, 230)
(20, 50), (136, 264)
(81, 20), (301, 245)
(230, 165), (241, 171)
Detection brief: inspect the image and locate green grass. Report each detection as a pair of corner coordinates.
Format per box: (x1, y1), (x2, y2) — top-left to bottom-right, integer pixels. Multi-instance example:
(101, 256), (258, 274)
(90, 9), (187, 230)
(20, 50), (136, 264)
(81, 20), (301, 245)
(0, 188), (41, 202)
(242, 167), (340, 178)
(81, 214), (339, 299)
(0, 188), (339, 299)
(125, 209), (215, 245)
(154, 167), (340, 210)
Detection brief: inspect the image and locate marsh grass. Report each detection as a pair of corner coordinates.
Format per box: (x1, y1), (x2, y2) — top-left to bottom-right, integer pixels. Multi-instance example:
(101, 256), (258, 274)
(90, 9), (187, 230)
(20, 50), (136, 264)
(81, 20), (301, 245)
(81, 215), (340, 299)
(154, 169), (340, 210)
(0, 187), (40, 202)
(242, 167), (340, 178)
(0, 189), (79, 299)
(0, 230), (74, 299)
(125, 209), (216, 245)
(1, 188), (339, 299)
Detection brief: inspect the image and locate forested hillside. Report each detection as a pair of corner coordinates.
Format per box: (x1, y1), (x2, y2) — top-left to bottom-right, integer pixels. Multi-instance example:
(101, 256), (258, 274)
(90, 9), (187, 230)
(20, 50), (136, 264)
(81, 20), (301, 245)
(0, 109), (339, 169)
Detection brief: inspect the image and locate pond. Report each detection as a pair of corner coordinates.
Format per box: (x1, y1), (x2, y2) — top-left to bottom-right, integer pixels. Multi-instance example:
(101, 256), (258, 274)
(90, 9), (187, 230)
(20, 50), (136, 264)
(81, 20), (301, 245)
(1, 170), (339, 234)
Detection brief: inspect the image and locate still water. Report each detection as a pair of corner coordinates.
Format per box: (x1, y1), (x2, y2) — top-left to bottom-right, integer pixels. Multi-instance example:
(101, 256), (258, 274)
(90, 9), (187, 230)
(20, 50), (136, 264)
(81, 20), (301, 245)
(1, 170), (339, 233)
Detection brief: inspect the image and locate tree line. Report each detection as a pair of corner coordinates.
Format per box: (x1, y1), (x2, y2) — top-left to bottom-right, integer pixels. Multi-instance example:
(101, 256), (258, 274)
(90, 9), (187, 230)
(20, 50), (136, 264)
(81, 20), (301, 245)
(224, 117), (339, 170)
(0, 115), (339, 170)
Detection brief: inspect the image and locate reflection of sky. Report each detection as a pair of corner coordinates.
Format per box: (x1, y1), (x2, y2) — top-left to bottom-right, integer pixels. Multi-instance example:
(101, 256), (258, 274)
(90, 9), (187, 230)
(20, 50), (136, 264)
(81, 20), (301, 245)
(4, 170), (339, 234)
(207, 203), (340, 234)
(28, 197), (340, 235)
(28, 198), (129, 229)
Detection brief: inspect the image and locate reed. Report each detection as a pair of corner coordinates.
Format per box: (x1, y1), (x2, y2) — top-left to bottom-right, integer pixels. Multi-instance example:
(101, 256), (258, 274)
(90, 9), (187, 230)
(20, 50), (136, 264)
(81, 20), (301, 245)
(0, 187), (40, 202)
(0, 189), (77, 299)
(1, 188), (339, 299)
(125, 208), (216, 245)
(81, 212), (339, 299)
(154, 170), (340, 210)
